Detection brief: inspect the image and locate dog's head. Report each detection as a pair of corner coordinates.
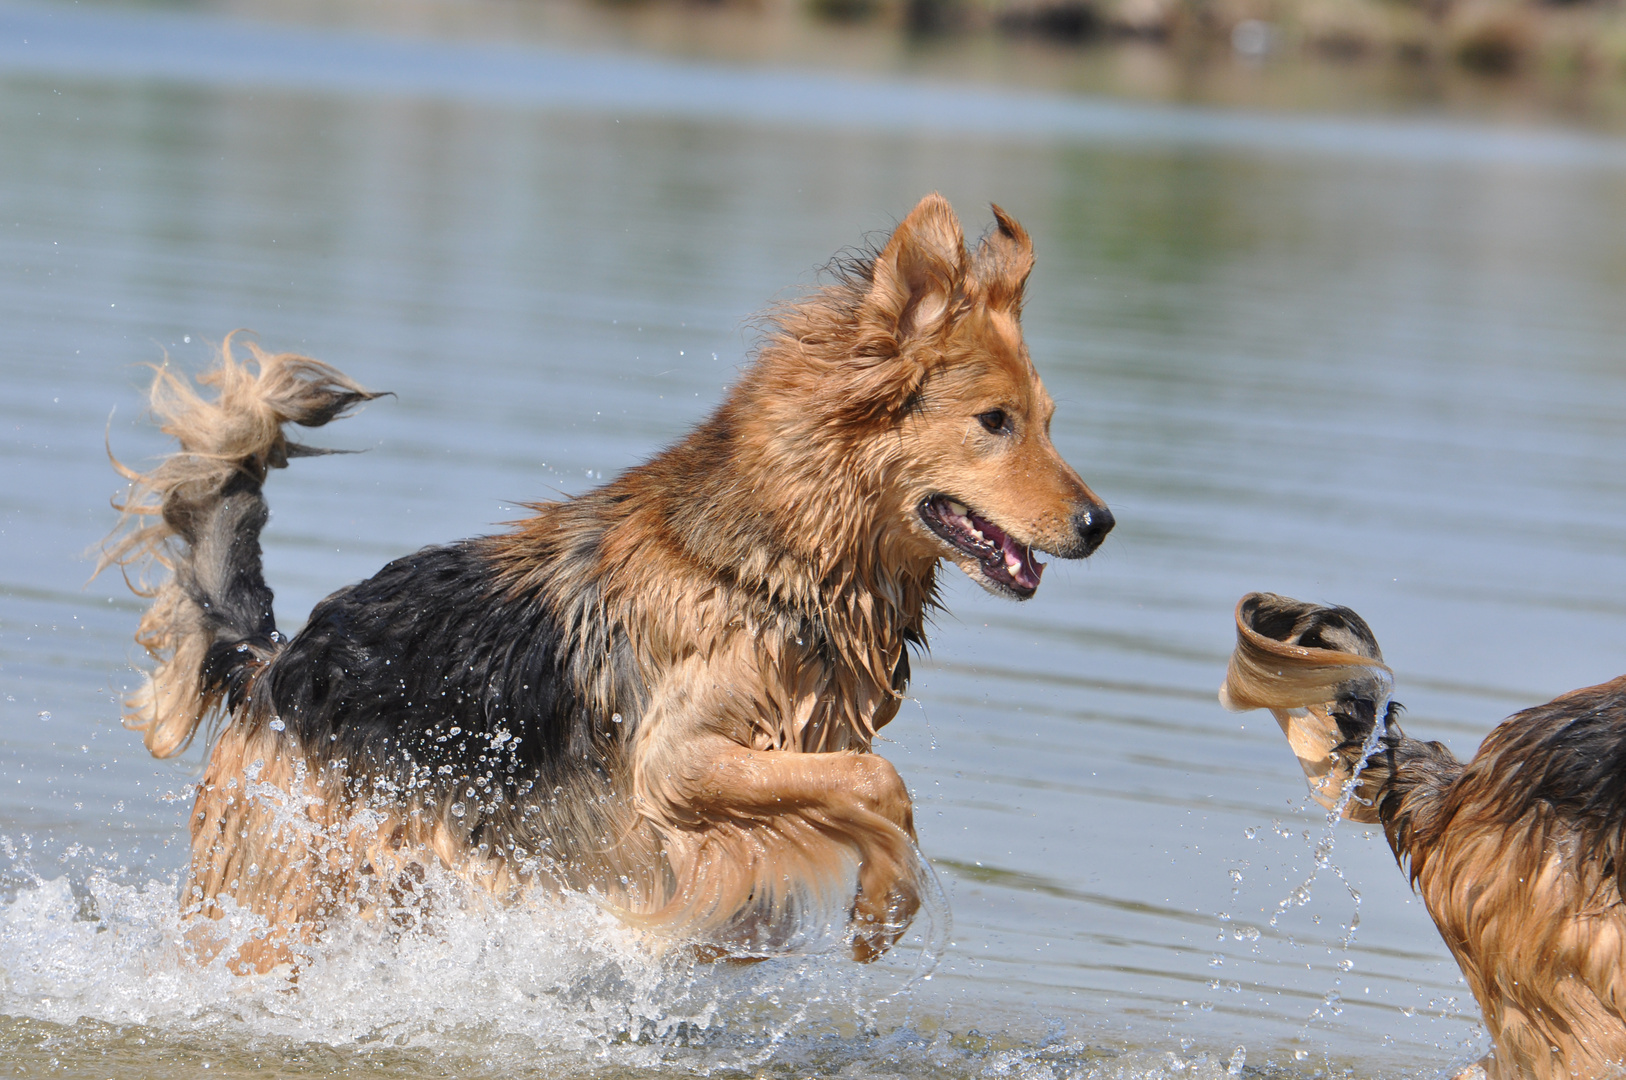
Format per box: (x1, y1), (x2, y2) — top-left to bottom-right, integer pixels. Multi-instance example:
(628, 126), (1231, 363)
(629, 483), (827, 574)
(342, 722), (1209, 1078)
(747, 194), (1112, 600)
(844, 195), (1113, 600)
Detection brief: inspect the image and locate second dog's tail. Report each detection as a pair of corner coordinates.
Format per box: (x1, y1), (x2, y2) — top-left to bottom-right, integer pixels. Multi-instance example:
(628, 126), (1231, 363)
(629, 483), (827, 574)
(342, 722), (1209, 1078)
(1219, 592), (1396, 822)
(99, 334), (381, 758)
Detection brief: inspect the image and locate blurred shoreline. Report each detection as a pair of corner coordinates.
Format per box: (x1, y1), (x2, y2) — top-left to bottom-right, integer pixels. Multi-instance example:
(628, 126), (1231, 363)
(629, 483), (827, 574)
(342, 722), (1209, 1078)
(192, 0), (1626, 130)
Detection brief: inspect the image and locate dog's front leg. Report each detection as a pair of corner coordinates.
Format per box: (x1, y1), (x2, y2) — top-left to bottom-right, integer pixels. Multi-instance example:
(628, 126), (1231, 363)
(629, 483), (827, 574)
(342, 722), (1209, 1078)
(689, 739), (921, 960)
(638, 717), (921, 960)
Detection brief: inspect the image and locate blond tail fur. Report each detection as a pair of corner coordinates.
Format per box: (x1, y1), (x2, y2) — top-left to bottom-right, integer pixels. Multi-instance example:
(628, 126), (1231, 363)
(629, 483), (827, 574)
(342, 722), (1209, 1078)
(98, 334), (381, 758)
(1219, 592), (1395, 820)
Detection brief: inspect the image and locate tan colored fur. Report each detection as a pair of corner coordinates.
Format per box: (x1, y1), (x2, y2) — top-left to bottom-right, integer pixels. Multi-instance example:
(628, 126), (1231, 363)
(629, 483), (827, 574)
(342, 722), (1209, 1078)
(1413, 681), (1626, 1080)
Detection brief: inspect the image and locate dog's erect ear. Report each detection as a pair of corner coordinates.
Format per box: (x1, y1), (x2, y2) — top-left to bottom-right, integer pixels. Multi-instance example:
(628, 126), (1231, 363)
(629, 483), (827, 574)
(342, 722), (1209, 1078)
(861, 194), (968, 352)
(970, 204), (1034, 314)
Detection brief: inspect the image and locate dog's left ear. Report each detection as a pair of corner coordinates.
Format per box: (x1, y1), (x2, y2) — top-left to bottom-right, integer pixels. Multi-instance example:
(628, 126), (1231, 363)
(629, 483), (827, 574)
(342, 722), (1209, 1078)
(859, 194), (968, 355)
(969, 204), (1034, 315)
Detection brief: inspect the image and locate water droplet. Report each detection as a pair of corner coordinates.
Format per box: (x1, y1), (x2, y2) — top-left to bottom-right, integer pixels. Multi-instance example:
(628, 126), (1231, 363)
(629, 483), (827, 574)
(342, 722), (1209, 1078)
(269, 717), (285, 732)
(1244, 826), (1257, 840)
(611, 713), (623, 724)
(37, 711), (51, 722)
(451, 802), (466, 818)
(1338, 957), (1354, 971)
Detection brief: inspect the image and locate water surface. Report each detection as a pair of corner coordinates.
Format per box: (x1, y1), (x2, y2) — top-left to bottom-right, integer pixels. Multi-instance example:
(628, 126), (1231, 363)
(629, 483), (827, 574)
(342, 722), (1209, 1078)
(5, 4), (1626, 1077)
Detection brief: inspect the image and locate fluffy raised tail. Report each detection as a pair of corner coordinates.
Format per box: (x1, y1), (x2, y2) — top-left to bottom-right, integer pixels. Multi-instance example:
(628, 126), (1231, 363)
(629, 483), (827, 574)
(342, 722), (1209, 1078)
(1219, 592), (1401, 822)
(1219, 593), (1462, 848)
(99, 334), (381, 758)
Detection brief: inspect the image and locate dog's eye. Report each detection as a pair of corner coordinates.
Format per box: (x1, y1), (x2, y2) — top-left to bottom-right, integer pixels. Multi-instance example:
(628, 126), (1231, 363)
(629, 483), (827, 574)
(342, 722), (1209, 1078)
(977, 409), (1009, 434)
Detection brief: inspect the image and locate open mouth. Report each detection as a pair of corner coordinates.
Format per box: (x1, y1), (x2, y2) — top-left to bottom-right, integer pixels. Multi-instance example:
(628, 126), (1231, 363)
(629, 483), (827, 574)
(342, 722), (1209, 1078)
(919, 496), (1045, 598)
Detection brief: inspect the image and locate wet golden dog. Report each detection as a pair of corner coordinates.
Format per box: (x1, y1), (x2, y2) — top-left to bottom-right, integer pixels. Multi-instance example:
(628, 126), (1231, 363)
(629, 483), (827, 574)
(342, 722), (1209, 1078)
(1223, 593), (1626, 1080)
(102, 194), (1113, 972)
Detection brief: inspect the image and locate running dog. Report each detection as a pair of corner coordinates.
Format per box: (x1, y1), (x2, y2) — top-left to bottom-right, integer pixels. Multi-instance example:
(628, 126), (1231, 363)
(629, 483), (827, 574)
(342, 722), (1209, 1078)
(102, 194), (1114, 972)
(1223, 593), (1626, 1080)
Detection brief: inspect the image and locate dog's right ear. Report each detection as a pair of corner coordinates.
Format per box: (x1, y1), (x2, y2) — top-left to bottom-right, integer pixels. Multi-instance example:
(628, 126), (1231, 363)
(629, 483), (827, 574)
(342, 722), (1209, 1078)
(970, 204), (1033, 315)
(858, 194), (968, 355)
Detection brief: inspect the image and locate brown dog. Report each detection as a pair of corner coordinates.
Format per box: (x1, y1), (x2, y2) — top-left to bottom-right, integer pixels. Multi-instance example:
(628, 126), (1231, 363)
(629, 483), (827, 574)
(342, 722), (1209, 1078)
(102, 194), (1113, 972)
(1223, 593), (1626, 1080)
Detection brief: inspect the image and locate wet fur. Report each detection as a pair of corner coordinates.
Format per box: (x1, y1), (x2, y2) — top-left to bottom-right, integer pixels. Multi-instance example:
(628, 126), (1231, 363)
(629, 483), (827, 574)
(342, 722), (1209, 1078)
(102, 196), (1113, 971)
(1224, 593), (1626, 1080)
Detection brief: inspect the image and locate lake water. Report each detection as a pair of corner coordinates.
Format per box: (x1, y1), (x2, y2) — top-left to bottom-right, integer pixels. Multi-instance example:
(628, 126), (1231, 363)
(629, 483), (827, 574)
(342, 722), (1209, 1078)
(5, 3), (1626, 1077)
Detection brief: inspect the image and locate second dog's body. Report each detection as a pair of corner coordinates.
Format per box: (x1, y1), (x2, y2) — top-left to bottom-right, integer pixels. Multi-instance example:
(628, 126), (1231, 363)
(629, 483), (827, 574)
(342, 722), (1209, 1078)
(106, 195), (1113, 970)
(1223, 594), (1626, 1080)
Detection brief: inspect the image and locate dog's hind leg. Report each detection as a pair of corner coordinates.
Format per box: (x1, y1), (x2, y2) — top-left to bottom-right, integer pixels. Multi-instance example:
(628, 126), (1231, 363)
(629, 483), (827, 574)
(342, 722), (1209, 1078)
(637, 736), (922, 960)
(185, 722), (348, 973)
(187, 720), (433, 973)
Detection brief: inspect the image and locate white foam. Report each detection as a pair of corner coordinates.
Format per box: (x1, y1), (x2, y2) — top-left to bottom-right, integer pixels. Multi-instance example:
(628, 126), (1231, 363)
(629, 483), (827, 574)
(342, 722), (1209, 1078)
(0, 854), (1345, 1079)
(0, 849), (960, 1076)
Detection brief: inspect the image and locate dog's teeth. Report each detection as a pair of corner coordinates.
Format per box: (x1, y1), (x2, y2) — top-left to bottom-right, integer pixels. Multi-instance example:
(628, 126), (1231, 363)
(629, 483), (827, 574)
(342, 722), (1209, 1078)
(947, 500), (968, 517)
(1005, 553), (1022, 575)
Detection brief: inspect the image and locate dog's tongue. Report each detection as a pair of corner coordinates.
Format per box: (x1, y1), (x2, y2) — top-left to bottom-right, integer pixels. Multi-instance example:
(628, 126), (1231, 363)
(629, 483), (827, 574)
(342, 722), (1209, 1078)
(982, 517), (1044, 591)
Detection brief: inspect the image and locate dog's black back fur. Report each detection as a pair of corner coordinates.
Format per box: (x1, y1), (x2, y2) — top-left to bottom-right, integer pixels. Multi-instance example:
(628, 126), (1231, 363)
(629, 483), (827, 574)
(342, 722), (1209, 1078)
(1467, 680), (1626, 894)
(259, 540), (640, 868)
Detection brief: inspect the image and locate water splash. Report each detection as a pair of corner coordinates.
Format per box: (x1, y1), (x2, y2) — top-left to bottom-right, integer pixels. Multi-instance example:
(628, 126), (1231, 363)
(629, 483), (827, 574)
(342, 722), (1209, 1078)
(1268, 700), (1390, 930)
(0, 821), (972, 1078)
(0, 852), (1344, 1079)
(1266, 697), (1392, 1033)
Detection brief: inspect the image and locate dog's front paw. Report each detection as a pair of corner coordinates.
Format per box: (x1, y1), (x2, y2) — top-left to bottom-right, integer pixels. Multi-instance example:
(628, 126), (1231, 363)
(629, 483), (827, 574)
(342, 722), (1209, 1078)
(847, 813), (922, 961)
(849, 876), (919, 962)
(850, 753), (915, 838)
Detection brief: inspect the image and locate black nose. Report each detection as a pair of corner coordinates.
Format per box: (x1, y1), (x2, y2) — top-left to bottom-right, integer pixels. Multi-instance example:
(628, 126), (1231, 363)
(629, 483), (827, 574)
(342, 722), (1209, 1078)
(1073, 503), (1114, 557)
